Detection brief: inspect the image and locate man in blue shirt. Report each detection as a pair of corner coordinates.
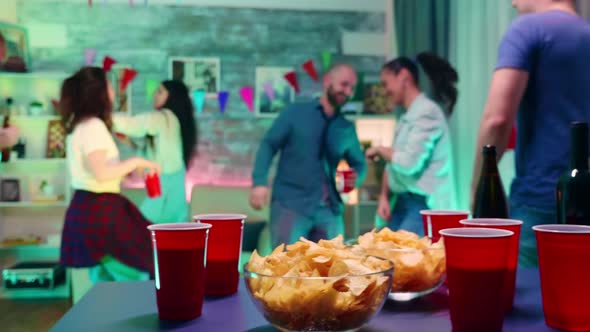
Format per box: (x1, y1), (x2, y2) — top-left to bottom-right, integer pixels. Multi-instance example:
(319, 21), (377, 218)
(471, 0), (590, 266)
(249, 64), (367, 247)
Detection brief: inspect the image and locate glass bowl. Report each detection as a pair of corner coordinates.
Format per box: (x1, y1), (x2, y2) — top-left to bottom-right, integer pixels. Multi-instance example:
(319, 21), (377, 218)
(243, 256), (394, 332)
(357, 246), (446, 301)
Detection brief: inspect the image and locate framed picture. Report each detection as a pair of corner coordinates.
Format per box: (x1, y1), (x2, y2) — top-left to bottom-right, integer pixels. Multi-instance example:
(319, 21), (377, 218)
(0, 178), (20, 202)
(46, 120), (66, 158)
(107, 64), (133, 113)
(0, 22), (30, 72)
(363, 76), (393, 115)
(169, 57), (220, 97)
(255, 66), (295, 118)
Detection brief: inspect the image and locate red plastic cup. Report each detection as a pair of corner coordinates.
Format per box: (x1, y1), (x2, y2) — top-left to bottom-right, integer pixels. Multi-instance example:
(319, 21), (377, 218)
(147, 223), (212, 321)
(193, 214), (246, 296)
(145, 173), (161, 198)
(336, 169), (356, 193)
(534, 224), (590, 331)
(460, 218), (522, 312)
(440, 227), (513, 332)
(420, 210), (470, 243)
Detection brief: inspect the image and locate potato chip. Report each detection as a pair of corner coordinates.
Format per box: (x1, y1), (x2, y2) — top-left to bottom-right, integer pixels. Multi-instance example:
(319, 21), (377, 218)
(354, 227), (446, 294)
(245, 236), (394, 331)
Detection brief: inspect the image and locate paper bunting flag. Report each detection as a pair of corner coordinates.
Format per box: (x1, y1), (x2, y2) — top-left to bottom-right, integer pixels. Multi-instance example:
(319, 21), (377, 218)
(320, 51), (332, 72)
(284, 71), (300, 93)
(145, 79), (159, 103)
(84, 48), (96, 66)
(218, 91), (229, 114)
(88, 0), (92, 7)
(263, 81), (275, 101)
(192, 90), (206, 114)
(129, 0), (134, 6)
(102, 56), (116, 72)
(239, 86), (254, 112)
(144, 0), (148, 5)
(302, 59), (319, 81)
(119, 68), (137, 92)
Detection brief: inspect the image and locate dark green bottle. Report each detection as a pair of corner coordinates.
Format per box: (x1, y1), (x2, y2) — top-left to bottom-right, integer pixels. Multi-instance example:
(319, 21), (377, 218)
(473, 145), (509, 218)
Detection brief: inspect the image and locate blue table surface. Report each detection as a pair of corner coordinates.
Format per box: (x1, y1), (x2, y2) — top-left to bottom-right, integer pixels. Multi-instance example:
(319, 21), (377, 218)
(51, 268), (559, 332)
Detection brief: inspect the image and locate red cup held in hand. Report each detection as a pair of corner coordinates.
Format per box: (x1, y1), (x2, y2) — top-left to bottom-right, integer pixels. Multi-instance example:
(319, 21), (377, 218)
(336, 169), (356, 193)
(145, 173), (161, 198)
(148, 223), (212, 321)
(193, 214), (246, 297)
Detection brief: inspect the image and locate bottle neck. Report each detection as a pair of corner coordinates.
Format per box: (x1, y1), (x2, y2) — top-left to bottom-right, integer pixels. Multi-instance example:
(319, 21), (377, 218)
(481, 154), (499, 175)
(571, 126), (589, 171)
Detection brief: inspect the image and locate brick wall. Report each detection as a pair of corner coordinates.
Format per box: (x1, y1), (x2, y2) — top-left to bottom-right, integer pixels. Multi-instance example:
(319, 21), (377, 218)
(17, 1), (385, 186)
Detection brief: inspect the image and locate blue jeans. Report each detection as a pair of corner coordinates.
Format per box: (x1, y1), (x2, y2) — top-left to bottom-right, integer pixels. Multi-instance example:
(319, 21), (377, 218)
(510, 202), (556, 268)
(388, 193), (428, 236)
(270, 201), (343, 247)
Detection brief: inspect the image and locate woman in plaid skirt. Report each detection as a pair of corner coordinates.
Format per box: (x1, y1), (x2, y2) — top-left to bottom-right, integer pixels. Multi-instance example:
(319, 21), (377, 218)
(59, 67), (161, 281)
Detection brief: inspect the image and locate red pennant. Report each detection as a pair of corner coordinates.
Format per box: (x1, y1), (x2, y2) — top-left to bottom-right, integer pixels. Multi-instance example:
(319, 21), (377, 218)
(507, 126), (517, 150)
(102, 56), (116, 72)
(120, 68), (138, 91)
(88, 0), (92, 7)
(302, 59), (319, 81)
(284, 71), (300, 93)
(51, 99), (59, 110)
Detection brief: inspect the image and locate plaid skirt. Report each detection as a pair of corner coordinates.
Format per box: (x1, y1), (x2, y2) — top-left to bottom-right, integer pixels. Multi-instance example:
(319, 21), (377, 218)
(60, 190), (154, 275)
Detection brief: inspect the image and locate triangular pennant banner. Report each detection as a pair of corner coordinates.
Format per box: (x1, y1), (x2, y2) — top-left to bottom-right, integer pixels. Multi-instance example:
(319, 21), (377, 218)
(284, 71), (300, 93)
(84, 48), (96, 66)
(320, 51), (332, 72)
(102, 56), (116, 72)
(145, 79), (159, 103)
(120, 68), (138, 92)
(302, 59), (319, 81)
(88, 0), (92, 7)
(263, 80), (275, 101)
(218, 91), (229, 114)
(192, 90), (206, 114)
(239, 86), (254, 112)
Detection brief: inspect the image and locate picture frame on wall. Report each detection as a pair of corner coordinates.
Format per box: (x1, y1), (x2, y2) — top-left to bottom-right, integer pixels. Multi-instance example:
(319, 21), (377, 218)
(0, 22), (30, 73)
(255, 66), (295, 118)
(169, 57), (220, 98)
(362, 75), (393, 115)
(107, 64), (133, 114)
(0, 178), (20, 202)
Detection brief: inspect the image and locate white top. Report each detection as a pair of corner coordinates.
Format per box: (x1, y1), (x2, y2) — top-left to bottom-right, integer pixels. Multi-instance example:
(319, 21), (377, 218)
(112, 109), (184, 174)
(387, 93), (456, 209)
(66, 117), (122, 193)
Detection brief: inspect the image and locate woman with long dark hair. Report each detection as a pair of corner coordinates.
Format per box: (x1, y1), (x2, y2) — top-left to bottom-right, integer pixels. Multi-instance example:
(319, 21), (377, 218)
(113, 80), (197, 223)
(60, 66), (160, 282)
(366, 52), (458, 235)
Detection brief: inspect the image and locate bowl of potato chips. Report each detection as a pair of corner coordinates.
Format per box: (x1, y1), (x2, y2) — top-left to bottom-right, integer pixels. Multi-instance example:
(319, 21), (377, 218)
(352, 228), (446, 301)
(244, 235), (394, 332)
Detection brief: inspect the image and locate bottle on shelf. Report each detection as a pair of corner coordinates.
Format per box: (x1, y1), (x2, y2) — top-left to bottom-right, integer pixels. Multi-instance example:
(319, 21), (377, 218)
(556, 122), (590, 225)
(2, 98), (13, 163)
(473, 145), (509, 218)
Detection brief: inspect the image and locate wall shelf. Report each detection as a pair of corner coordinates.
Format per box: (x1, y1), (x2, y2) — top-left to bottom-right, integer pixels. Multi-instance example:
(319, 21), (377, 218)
(0, 71), (68, 80)
(0, 201), (69, 208)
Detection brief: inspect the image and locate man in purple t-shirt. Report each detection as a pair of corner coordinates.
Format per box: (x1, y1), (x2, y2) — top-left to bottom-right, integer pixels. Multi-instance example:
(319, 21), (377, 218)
(471, 0), (590, 267)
